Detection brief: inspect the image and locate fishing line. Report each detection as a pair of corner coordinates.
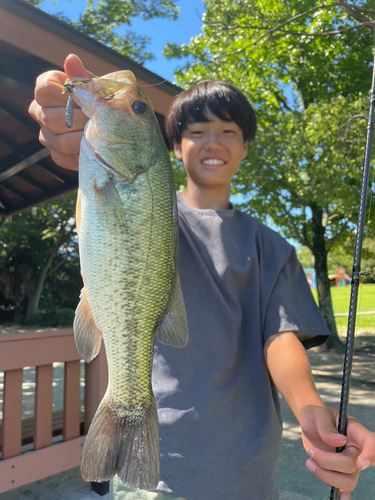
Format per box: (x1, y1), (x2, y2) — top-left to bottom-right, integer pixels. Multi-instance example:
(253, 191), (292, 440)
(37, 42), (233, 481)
(139, 78), (173, 88)
(139, 63), (192, 89)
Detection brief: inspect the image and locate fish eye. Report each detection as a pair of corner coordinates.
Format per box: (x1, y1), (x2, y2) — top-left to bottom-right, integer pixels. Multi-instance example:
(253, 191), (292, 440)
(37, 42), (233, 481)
(132, 101), (148, 115)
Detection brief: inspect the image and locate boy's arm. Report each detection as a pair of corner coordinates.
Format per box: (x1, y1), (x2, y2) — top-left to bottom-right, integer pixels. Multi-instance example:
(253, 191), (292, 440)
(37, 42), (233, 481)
(264, 332), (375, 495)
(263, 331), (324, 417)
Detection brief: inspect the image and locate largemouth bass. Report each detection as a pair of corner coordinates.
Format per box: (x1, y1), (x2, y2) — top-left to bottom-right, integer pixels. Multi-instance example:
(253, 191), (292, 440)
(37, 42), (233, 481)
(63, 71), (188, 490)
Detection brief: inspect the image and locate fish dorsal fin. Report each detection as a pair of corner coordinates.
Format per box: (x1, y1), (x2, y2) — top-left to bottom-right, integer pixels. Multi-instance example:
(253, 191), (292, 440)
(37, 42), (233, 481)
(73, 288), (102, 362)
(156, 272), (188, 348)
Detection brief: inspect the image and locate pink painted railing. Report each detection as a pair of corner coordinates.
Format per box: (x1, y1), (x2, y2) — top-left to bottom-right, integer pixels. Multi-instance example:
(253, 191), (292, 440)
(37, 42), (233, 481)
(0, 329), (108, 493)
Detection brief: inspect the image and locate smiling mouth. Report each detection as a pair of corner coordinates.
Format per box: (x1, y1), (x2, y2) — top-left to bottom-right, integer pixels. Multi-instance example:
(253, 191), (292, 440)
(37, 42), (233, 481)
(202, 159), (226, 166)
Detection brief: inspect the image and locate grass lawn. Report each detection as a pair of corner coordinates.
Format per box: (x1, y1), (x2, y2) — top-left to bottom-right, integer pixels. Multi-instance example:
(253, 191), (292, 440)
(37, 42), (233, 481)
(311, 284), (375, 333)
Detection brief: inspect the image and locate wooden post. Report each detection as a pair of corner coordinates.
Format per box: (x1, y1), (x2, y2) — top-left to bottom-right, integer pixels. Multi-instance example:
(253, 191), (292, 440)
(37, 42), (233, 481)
(2, 369), (23, 459)
(63, 360), (81, 440)
(34, 364), (53, 449)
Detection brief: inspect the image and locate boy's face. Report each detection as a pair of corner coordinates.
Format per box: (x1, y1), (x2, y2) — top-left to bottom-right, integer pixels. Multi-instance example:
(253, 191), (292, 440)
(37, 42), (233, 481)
(173, 109), (248, 189)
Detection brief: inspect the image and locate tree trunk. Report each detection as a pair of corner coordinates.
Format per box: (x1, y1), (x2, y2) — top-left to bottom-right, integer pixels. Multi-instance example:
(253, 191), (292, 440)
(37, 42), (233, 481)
(311, 205), (344, 351)
(13, 269), (23, 324)
(26, 248), (55, 319)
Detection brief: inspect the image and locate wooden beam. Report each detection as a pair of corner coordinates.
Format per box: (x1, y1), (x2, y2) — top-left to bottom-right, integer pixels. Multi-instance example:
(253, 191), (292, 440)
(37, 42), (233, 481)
(0, 329), (80, 371)
(0, 98), (38, 133)
(0, 73), (34, 94)
(0, 180), (27, 200)
(0, 180), (78, 217)
(16, 171), (47, 192)
(0, 139), (50, 182)
(36, 159), (70, 184)
(0, 132), (18, 150)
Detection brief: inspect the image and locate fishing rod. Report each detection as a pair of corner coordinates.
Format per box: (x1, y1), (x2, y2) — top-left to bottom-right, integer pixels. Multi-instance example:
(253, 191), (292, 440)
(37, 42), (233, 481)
(329, 50), (375, 500)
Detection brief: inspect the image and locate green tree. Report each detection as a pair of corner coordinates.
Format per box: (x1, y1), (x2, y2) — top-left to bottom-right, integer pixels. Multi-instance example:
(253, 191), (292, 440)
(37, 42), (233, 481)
(0, 192), (78, 323)
(27, 0), (179, 64)
(165, 0), (375, 349)
(297, 245), (314, 269)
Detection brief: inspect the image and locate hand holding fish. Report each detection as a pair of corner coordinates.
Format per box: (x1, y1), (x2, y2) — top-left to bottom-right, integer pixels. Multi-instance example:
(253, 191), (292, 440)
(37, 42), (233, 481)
(29, 54), (91, 170)
(299, 405), (375, 497)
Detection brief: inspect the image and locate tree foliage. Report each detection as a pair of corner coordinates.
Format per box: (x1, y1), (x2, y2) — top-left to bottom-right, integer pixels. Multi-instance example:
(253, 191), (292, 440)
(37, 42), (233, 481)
(165, 0), (375, 347)
(26, 0), (179, 64)
(0, 192), (79, 323)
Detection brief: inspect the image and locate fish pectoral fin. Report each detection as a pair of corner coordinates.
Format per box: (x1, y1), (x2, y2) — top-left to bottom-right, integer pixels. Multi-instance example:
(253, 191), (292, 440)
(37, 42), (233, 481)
(156, 272), (189, 348)
(95, 178), (126, 230)
(73, 288), (102, 362)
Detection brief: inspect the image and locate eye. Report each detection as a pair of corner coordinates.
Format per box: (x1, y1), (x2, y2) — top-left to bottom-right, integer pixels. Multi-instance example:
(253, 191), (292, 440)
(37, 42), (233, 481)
(132, 101), (148, 115)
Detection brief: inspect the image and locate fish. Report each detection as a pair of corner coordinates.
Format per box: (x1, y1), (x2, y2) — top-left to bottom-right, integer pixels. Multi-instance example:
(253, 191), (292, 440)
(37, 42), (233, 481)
(63, 71), (188, 490)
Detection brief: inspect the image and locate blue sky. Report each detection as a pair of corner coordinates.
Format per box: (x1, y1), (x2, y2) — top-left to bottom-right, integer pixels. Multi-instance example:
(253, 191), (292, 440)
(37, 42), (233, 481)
(39, 0), (204, 83)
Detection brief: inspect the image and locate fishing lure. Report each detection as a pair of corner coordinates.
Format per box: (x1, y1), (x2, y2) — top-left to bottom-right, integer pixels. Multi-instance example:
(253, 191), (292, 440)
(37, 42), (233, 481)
(62, 80), (91, 129)
(63, 82), (75, 129)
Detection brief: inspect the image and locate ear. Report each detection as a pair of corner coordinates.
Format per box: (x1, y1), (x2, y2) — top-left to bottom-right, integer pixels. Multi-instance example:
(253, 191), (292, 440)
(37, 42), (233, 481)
(173, 141), (183, 160)
(242, 141), (249, 159)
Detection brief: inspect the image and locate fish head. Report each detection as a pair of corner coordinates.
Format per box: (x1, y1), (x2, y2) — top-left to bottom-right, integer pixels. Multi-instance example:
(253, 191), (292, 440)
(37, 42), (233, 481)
(64, 71), (165, 180)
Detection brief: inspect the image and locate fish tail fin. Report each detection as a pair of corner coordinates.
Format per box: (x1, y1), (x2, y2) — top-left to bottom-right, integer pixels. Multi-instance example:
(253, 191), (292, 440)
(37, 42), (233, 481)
(81, 395), (159, 490)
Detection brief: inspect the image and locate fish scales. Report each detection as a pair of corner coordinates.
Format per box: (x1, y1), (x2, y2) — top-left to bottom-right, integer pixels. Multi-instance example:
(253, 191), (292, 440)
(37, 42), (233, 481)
(65, 71), (188, 490)
(80, 150), (175, 404)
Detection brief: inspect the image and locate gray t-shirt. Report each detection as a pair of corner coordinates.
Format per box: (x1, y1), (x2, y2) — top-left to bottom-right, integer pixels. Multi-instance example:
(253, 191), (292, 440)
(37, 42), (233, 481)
(147, 194), (329, 500)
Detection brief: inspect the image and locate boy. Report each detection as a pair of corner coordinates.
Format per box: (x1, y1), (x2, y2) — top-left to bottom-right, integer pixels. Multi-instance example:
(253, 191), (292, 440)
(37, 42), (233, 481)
(29, 54), (375, 500)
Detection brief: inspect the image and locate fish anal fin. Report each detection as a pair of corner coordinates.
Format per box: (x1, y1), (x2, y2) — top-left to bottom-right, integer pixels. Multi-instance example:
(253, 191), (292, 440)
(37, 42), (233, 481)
(73, 288), (102, 363)
(156, 272), (188, 348)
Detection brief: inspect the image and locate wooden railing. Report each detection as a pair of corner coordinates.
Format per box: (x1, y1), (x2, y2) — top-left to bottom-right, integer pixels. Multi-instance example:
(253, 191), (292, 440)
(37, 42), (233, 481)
(0, 328), (108, 493)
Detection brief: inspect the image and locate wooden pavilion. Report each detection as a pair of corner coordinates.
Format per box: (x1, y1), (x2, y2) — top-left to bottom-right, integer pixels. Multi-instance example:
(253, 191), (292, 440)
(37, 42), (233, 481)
(0, 0), (180, 216)
(0, 0), (181, 493)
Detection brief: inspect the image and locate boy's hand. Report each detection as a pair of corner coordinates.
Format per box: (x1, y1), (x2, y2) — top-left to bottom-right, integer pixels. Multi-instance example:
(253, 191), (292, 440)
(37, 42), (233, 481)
(299, 405), (375, 497)
(28, 54), (93, 171)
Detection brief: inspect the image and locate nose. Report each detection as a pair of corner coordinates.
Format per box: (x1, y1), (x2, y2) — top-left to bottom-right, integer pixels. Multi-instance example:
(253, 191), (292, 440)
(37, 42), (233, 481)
(204, 131), (222, 150)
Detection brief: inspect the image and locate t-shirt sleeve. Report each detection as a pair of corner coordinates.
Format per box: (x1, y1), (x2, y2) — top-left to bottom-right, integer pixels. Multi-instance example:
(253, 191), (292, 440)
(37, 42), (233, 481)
(262, 247), (330, 349)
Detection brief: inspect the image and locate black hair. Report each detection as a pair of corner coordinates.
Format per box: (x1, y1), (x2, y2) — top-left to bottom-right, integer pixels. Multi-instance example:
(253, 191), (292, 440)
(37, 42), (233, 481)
(165, 80), (257, 146)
